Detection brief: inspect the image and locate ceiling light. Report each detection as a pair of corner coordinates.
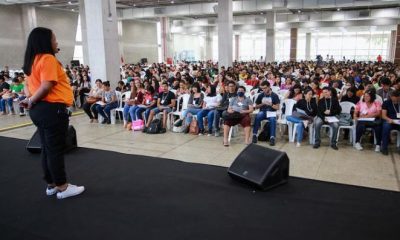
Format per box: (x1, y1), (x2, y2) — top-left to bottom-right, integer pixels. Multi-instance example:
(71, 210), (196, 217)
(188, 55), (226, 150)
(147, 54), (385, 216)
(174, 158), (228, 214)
(337, 8), (340, 11)
(68, 1), (72, 5)
(297, 10), (301, 13)
(71, 9), (75, 12)
(171, 0), (174, 3)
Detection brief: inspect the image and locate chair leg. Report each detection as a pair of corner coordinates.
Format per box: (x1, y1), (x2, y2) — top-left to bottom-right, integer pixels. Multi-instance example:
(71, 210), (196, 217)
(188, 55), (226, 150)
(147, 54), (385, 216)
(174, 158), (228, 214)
(228, 127), (233, 143)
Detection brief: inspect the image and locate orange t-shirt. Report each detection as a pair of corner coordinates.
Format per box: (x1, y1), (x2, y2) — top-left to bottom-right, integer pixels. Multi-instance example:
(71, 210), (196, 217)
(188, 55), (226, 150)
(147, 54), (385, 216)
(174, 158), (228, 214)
(28, 54), (73, 106)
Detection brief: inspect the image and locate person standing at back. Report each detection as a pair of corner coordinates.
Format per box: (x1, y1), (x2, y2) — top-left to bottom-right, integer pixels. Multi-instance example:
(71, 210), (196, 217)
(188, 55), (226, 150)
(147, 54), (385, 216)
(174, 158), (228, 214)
(21, 27), (85, 199)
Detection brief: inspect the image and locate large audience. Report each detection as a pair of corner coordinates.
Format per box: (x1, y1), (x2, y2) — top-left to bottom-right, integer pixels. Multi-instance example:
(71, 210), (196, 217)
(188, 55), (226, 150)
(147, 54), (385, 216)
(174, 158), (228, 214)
(1, 58), (400, 155)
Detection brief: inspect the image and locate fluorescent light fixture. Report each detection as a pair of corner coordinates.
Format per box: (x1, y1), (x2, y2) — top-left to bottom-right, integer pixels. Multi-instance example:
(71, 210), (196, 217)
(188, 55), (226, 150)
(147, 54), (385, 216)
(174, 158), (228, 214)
(68, 1), (72, 5)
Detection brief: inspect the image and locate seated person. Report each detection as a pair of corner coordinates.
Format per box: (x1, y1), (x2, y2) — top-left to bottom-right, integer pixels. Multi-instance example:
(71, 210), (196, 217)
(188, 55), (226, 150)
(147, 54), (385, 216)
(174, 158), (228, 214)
(313, 86), (342, 150)
(340, 87), (359, 104)
(136, 85), (158, 123)
(197, 85), (220, 135)
(77, 75), (91, 107)
(286, 88), (318, 147)
(354, 88), (382, 152)
(245, 74), (259, 87)
(1, 77), (25, 116)
(213, 81), (237, 137)
(223, 86), (254, 146)
(377, 77), (393, 102)
(144, 81), (176, 133)
(116, 80), (128, 93)
(93, 81), (118, 124)
(0, 76), (11, 115)
(83, 79), (103, 123)
(285, 83), (302, 101)
(381, 89), (400, 155)
(181, 82), (204, 132)
(252, 80), (280, 146)
(123, 80), (144, 128)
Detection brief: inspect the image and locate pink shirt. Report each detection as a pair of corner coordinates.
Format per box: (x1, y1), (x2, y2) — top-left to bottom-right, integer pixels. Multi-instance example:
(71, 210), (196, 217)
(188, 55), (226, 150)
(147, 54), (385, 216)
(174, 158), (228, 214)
(355, 101), (382, 115)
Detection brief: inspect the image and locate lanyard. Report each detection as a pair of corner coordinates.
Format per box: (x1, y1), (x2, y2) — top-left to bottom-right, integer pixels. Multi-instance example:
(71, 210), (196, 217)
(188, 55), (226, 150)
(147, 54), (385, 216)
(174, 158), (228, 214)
(306, 100), (312, 112)
(324, 98), (331, 111)
(392, 102), (400, 114)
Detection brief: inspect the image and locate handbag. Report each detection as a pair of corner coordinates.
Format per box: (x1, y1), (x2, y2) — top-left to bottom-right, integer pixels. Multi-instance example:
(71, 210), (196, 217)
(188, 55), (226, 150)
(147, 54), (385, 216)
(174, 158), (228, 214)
(132, 119), (144, 131)
(222, 111), (242, 121)
(189, 118), (199, 135)
(86, 97), (97, 104)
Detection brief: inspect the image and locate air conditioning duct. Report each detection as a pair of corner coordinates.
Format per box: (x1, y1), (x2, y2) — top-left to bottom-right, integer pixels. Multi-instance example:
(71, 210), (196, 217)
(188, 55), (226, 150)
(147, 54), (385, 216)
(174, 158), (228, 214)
(154, 7), (166, 15)
(359, 10), (370, 17)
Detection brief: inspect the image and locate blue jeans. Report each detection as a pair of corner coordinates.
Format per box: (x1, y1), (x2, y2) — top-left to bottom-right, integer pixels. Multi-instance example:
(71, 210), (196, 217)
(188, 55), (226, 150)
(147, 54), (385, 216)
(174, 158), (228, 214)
(314, 117), (339, 145)
(286, 116), (304, 143)
(382, 121), (400, 150)
(253, 111), (276, 138)
(123, 104), (133, 121)
(213, 109), (225, 131)
(96, 102), (118, 120)
(123, 105), (140, 122)
(197, 109), (215, 132)
(136, 107), (150, 121)
(0, 98), (13, 112)
(183, 108), (202, 126)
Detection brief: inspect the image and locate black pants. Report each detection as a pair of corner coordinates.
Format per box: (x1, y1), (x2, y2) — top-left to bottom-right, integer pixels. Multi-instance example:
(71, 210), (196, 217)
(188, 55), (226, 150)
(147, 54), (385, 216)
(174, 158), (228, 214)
(29, 101), (69, 186)
(355, 120), (382, 145)
(83, 102), (97, 119)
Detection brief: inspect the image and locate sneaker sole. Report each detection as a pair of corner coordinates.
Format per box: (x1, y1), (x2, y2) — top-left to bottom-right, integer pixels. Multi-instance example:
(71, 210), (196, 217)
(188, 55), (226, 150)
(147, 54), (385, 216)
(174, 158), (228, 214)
(57, 188), (85, 199)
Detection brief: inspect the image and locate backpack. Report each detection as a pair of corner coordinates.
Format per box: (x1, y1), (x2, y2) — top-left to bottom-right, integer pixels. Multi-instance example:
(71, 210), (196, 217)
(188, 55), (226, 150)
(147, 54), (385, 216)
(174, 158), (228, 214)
(172, 119), (185, 133)
(147, 119), (162, 134)
(258, 122), (270, 141)
(338, 113), (352, 126)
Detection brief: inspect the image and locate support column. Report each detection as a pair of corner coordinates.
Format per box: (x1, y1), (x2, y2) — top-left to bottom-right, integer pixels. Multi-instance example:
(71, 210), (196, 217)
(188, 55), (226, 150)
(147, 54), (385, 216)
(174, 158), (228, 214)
(265, 11), (275, 63)
(83, 0), (120, 88)
(395, 25), (400, 64)
(205, 27), (213, 61)
(290, 28), (297, 61)
(389, 30), (396, 62)
(305, 32), (311, 61)
(217, 0), (233, 68)
(235, 34), (239, 61)
(79, 0), (89, 66)
(21, 5), (37, 42)
(161, 17), (173, 63)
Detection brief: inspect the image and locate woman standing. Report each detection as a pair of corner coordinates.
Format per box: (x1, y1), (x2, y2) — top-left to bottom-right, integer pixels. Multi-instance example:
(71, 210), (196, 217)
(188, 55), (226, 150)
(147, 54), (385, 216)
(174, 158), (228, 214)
(21, 27), (84, 199)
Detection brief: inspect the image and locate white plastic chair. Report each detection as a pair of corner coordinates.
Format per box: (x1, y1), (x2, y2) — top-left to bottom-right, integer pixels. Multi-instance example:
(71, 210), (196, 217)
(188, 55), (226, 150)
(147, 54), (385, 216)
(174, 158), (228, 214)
(169, 93), (190, 129)
(271, 86), (280, 94)
(99, 91), (122, 124)
(116, 91), (131, 123)
(336, 101), (356, 145)
(278, 99), (297, 139)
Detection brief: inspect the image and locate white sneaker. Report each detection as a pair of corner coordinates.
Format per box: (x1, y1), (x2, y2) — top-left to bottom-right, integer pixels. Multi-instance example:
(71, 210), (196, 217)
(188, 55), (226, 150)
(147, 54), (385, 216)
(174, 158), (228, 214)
(296, 142), (301, 147)
(375, 145), (381, 152)
(46, 186), (58, 196)
(355, 142), (363, 151)
(56, 184), (85, 199)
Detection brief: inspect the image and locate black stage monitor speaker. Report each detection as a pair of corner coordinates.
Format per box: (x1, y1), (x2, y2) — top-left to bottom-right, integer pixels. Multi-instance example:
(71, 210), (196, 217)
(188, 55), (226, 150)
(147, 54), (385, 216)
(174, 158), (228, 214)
(228, 144), (289, 190)
(26, 125), (78, 154)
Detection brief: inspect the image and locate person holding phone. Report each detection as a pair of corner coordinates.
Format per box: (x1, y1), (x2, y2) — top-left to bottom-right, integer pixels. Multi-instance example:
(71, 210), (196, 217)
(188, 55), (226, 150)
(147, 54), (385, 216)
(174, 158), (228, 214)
(21, 27), (84, 199)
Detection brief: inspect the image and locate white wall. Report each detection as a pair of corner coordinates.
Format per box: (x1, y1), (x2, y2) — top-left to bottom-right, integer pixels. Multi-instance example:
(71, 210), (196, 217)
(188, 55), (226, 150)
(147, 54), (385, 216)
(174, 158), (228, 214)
(36, 7), (78, 67)
(0, 5), (26, 70)
(0, 6), (78, 70)
(121, 20), (158, 64)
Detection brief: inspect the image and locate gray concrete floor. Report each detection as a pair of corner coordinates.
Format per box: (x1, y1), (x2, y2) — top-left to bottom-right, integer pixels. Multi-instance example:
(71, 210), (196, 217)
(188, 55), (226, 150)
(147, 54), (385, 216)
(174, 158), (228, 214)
(1, 113), (399, 192)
